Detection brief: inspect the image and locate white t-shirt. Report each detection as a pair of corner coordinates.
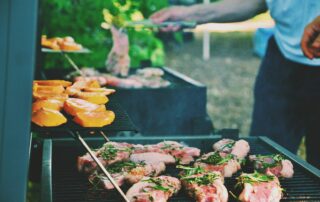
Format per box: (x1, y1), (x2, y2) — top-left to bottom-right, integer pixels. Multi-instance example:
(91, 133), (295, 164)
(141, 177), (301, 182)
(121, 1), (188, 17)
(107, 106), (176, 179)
(266, 0), (320, 66)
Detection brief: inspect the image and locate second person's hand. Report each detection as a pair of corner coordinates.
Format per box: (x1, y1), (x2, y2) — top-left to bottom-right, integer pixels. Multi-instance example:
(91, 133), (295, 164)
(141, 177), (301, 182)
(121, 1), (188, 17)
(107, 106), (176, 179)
(150, 6), (192, 32)
(301, 16), (320, 59)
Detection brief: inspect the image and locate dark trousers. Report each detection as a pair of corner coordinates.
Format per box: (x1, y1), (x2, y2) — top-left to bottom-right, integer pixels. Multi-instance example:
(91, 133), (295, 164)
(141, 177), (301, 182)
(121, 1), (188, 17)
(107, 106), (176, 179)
(251, 37), (320, 169)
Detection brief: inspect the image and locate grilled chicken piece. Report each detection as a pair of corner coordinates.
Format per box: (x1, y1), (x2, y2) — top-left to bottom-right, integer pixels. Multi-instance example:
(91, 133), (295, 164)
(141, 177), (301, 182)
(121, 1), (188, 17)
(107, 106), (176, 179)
(89, 161), (166, 190)
(89, 172), (126, 190)
(133, 141), (201, 164)
(213, 139), (250, 159)
(73, 110), (115, 127)
(32, 108), (67, 127)
(126, 176), (181, 202)
(249, 154), (294, 178)
(32, 99), (64, 112)
(33, 80), (72, 87)
(180, 170), (228, 202)
(77, 142), (133, 173)
(125, 162), (166, 184)
(74, 91), (109, 105)
(194, 151), (241, 177)
(130, 152), (176, 165)
(63, 98), (106, 116)
(237, 172), (282, 202)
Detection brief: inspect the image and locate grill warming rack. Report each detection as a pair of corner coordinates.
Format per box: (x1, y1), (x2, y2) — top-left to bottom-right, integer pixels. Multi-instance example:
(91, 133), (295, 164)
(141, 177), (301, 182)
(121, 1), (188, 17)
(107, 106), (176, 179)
(41, 135), (320, 202)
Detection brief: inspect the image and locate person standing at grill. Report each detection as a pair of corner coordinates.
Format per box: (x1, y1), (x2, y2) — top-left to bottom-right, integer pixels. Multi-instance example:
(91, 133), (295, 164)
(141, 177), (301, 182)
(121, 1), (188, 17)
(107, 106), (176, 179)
(150, 0), (320, 169)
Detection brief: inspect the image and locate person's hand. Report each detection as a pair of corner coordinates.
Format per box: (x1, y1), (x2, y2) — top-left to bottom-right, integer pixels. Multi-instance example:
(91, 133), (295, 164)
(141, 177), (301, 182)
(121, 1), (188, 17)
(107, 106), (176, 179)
(150, 6), (191, 32)
(301, 16), (320, 59)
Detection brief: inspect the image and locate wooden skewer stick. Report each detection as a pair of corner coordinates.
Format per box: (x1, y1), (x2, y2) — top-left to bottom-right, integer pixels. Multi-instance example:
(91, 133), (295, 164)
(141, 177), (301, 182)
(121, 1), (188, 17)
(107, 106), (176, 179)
(74, 131), (129, 202)
(60, 51), (84, 77)
(99, 131), (110, 142)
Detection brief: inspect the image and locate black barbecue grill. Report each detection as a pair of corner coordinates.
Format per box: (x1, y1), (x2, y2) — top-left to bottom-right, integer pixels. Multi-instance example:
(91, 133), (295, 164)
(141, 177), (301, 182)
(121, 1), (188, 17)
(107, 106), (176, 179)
(41, 135), (320, 202)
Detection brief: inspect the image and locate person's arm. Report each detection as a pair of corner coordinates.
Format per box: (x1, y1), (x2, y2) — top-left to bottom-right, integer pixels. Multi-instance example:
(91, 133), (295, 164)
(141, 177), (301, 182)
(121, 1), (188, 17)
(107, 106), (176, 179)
(301, 16), (320, 59)
(151, 0), (267, 24)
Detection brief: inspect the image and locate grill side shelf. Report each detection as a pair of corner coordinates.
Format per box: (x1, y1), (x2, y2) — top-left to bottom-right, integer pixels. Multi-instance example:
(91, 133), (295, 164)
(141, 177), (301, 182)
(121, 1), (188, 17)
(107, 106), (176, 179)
(31, 97), (139, 137)
(259, 136), (320, 178)
(41, 139), (53, 202)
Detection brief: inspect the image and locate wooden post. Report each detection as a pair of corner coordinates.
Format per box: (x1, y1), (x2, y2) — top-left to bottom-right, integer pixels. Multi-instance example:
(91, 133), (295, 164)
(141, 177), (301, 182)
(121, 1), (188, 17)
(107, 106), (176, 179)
(203, 0), (210, 60)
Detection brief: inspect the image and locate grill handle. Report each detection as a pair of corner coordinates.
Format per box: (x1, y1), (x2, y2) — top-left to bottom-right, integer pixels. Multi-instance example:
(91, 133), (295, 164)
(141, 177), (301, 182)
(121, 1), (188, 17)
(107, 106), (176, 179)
(69, 131), (129, 202)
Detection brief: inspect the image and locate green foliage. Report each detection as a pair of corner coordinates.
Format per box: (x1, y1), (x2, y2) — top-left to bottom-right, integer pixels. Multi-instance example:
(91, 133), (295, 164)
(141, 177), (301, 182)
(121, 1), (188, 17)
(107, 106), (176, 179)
(40, 0), (167, 70)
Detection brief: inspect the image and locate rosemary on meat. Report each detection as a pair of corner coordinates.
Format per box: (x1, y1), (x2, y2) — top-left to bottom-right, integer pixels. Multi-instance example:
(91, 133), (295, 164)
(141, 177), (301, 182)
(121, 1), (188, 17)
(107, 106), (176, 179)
(107, 161), (142, 173)
(177, 165), (205, 177)
(219, 140), (236, 150)
(237, 171), (275, 186)
(99, 144), (132, 160)
(200, 151), (234, 165)
(182, 172), (220, 185)
(254, 154), (285, 169)
(161, 142), (173, 150)
(142, 178), (171, 192)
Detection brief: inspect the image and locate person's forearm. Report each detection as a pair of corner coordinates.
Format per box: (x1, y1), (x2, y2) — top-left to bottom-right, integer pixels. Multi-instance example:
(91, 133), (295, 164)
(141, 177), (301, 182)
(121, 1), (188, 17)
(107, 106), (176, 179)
(184, 0), (267, 24)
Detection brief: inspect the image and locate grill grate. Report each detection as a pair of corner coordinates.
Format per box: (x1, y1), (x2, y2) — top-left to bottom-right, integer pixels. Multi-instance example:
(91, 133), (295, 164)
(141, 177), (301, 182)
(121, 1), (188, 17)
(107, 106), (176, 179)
(43, 137), (320, 202)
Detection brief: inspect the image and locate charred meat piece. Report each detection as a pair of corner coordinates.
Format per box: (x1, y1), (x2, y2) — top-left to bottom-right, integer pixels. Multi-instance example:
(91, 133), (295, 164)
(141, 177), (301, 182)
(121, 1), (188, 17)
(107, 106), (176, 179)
(130, 152), (176, 165)
(213, 139), (250, 159)
(179, 166), (228, 202)
(88, 161), (166, 190)
(133, 141), (201, 164)
(126, 176), (181, 202)
(194, 151), (241, 177)
(77, 142), (133, 173)
(249, 154), (294, 178)
(237, 172), (282, 202)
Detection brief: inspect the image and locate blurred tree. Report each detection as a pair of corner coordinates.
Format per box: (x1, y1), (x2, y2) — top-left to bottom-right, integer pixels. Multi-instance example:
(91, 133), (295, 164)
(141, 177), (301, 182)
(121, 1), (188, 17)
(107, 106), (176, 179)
(40, 0), (167, 70)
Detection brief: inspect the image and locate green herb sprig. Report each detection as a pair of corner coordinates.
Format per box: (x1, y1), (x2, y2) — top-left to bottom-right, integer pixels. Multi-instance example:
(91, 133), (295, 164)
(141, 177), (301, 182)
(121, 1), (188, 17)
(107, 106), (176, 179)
(177, 165), (205, 178)
(107, 161), (143, 173)
(142, 178), (171, 192)
(253, 154), (285, 170)
(99, 144), (132, 160)
(182, 173), (220, 185)
(237, 171), (275, 186)
(200, 151), (234, 165)
(219, 140), (236, 151)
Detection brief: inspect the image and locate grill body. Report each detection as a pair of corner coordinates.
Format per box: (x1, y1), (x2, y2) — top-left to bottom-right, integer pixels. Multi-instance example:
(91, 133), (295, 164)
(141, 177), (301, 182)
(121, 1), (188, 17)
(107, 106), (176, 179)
(41, 136), (320, 202)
